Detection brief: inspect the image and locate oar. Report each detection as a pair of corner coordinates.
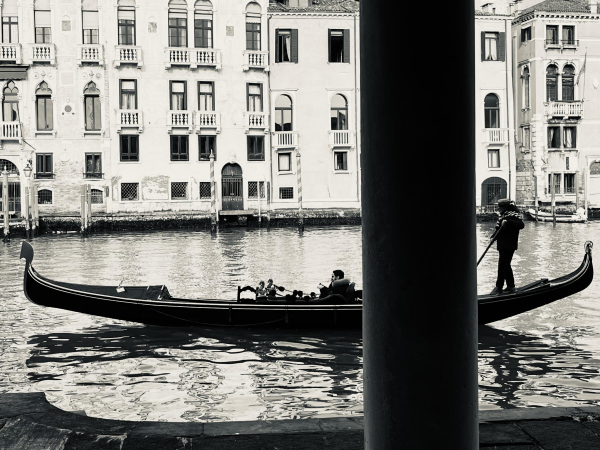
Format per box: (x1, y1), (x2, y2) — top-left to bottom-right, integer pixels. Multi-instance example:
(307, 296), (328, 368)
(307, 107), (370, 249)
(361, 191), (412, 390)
(477, 221), (506, 267)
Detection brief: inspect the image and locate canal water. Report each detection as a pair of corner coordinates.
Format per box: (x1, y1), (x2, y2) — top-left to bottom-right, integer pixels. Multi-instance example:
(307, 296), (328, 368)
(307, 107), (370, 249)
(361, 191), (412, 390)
(0, 222), (598, 422)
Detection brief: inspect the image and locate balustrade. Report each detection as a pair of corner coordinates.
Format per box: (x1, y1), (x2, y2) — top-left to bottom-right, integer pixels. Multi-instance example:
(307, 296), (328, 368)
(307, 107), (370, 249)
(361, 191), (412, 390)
(243, 51), (269, 71)
(483, 128), (509, 144)
(274, 131), (298, 147)
(245, 113), (269, 132)
(545, 101), (583, 117)
(195, 111), (221, 133)
(167, 110), (192, 132)
(115, 46), (142, 67)
(328, 130), (355, 148)
(117, 110), (143, 132)
(0, 44), (21, 63)
(77, 44), (103, 65)
(31, 44), (55, 65)
(0, 122), (22, 140)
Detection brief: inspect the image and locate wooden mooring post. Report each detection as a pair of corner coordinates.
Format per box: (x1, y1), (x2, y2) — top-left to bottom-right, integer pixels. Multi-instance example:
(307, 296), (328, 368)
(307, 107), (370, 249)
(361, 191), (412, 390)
(24, 186), (30, 238)
(551, 172), (556, 225)
(534, 175), (538, 222)
(575, 171), (580, 210)
(296, 152), (304, 232)
(1, 166), (8, 242)
(80, 183), (92, 235)
(210, 151), (217, 233)
(33, 183), (39, 237)
(266, 181), (271, 229)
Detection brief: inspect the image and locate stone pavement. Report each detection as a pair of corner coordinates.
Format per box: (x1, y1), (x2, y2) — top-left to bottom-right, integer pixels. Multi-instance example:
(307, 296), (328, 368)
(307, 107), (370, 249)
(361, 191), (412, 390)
(0, 392), (598, 449)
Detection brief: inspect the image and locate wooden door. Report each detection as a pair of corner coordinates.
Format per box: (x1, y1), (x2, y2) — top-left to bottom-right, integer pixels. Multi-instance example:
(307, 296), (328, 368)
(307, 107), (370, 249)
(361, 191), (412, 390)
(221, 163), (243, 211)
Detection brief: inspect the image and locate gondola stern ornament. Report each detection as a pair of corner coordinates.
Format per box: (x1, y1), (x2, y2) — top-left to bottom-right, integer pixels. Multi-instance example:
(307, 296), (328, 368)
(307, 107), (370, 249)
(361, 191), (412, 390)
(20, 240), (34, 267)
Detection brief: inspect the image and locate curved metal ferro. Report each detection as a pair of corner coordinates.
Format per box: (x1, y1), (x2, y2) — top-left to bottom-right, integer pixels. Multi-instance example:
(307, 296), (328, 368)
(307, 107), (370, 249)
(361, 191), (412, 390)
(20, 240), (34, 266)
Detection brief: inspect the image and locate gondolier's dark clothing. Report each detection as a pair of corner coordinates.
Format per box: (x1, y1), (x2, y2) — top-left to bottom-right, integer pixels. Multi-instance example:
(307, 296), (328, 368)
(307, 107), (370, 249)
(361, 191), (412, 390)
(320, 278), (351, 297)
(495, 212), (524, 289)
(497, 249), (515, 290)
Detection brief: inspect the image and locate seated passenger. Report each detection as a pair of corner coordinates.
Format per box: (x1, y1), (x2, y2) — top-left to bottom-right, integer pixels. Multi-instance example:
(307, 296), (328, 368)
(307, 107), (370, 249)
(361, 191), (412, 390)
(256, 281), (267, 297)
(318, 270), (351, 298)
(266, 279), (277, 296)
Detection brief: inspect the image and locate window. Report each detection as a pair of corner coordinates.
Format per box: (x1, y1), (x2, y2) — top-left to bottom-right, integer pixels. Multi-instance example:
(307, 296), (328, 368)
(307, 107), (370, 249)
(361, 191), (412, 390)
(82, 10), (99, 44)
(522, 126), (530, 151)
(171, 181), (188, 200)
(118, 0), (136, 45)
(484, 94), (499, 129)
(121, 182), (138, 201)
(488, 149), (500, 168)
(546, 25), (558, 45)
(248, 181), (265, 199)
(331, 94), (348, 130)
(198, 135), (216, 160)
(562, 65), (574, 101)
(275, 95), (292, 131)
(334, 151), (348, 171)
(120, 80), (137, 109)
(563, 127), (576, 148)
(35, 153), (53, 178)
(199, 181), (211, 199)
(247, 135), (264, 161)
(34, 1), (51, 44)
(566, 156), (570, 171)
(2, 17), (18, 44)
(168, 0), (188, 47)
(2, 81), (18, 122)
(484, 32), (498, 60)
(329, 29), (349, 63)
(548, 126), (560, 148)
(521, 27), (531, 43)
(198, 82), (214, 111)
(591, 162), (600, 175)
(120, 135), (139, 161)
(546, 65), (558, 101)
(85, 153), (102, 178)
(84, 81), (101, 131)
(245, 2), (262, 50)
(38, 189), (52, 205)
(36, 82), (53, 131)
(547, 173), (561, 194)
(279, 187), (293, 199)
(247, 83), (262, 112)
(563, 26), (575, 45)
(194, 0), (213, 48)
(170, 135), (189, 161)
(564, 173), (575, 193)
(523, 67), (530, 109)
(91, 188), (103, 204)
(170, 81), (187, 110)
(278, 152), (291, 172)
(276, 29), (298, 63)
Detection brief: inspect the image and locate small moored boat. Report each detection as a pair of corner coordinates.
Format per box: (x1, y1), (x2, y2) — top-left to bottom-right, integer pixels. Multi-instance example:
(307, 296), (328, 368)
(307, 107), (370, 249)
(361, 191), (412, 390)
(527, 208), (587, 223)
(19, 241), (593, 328)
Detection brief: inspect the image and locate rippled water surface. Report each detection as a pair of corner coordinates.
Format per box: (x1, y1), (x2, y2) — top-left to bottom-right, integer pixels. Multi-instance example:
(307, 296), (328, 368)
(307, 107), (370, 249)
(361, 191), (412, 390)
(0, 223), (599, 421)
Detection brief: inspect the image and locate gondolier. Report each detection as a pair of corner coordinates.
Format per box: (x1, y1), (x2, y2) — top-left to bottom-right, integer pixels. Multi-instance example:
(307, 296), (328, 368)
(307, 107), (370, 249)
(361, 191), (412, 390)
(491, 199), (525, 295)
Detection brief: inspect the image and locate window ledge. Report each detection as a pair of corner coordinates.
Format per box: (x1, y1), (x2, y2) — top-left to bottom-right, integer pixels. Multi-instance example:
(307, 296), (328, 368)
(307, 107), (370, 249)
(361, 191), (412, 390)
(247, 159), (266, 162)
(119, 200), (143, 203)
(35, 130), (56, 136)
(334, 170), (351, 174)
(278, 171), (295, 175)
(169, 199), (192, 202)
(169, 160), (191, 163)
(488, 168), (503, 171)
(118, 161), (141, 164)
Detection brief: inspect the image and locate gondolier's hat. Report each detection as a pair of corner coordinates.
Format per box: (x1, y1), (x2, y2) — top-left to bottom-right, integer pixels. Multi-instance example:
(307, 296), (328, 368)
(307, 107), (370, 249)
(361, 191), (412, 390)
(497, 198), (513, 207)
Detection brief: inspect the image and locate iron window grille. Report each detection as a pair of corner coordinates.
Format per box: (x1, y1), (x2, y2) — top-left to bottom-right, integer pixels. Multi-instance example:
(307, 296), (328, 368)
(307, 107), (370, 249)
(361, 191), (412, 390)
(91, 188), (103, 204)
(170, 135), (189, 161)
(279, 187), (293, 199)
(121, 182), (138, 201)
(199, 182), (211, 199)
(120, 135), (139, 161)
(247, 136), (264, 161)
(259, 181), (265, 199)
(248, 181), (257, 198)
(38, 189), (52, 205)
(171, 181), (188, 200)
(199, 135), (216, 160)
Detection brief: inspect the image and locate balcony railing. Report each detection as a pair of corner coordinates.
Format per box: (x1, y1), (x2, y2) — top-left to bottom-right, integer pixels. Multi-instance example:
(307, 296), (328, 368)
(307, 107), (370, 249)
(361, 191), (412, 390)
(117, 109), (143, 132)
(274, 131), (298, 147)
(167, 110), (193, 132)
(0, 44), (22, 63)
(34, 173), (55, 179)
(483, 128), (509, 144)
(195, 111), (221, 133)
(328, 130), (356, 148)
(77, 44), (104, 65)
(84, 172), (103, 179)
(192, 48), (221, 69)
(545, 39), (579, 49)
(245, 112), (269, 132)
(243, 51), (269, 71)
(0, 122), (22, 140)
(545, 101), (583, 117)
(114, 45), (143, 67)
(30, 43), (55, 65)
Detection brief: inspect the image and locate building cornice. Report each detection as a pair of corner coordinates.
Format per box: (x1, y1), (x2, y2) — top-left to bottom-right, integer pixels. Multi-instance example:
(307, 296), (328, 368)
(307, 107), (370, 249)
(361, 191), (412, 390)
(268, 12), (358, 17)
(513, 12), (600, 26)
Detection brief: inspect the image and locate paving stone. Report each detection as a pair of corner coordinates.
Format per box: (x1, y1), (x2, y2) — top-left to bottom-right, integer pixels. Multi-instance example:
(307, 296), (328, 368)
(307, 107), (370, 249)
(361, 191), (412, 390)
(129, 421), (204, 436)
(479, 446), (539, 450)
(121, 435), (192, 450)
(517, 419), (600, 450)
(36, 410), (136, 435)
(204, 418), (322, 436)
(0, 392), (56, 418)
(479, 422), (534, 445)
(63, 432), (126, 450)
(195, 433), (364, 450)
(317, 417), (364, 432)
(479, 407), (575, 422)
(0, 416), (72, 450)
(581, 420), (600, 436)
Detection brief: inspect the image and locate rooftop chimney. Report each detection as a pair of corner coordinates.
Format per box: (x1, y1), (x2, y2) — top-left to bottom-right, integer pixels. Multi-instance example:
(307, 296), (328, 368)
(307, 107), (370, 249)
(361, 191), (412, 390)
(481, 2), (492, 13)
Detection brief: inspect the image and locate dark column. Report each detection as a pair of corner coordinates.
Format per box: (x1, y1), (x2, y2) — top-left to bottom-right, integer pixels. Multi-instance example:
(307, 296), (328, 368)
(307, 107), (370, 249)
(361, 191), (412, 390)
(361, 2), (478, 449)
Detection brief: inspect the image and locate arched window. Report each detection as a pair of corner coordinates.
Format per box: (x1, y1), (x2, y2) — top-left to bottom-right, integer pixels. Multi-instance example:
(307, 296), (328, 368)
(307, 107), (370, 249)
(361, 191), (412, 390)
(34, 0), (52, 43)
(275, 95), (292, 131)
(91, 188), (103, 204)
(195, 0), (213, 48)
(245, 2), (262, 51)
(118, 0), (136, 45)
(523, 67), (530, 109)
(36, 81), (53, 131)
(0, 159), (18, 175)
(168, 0), (188, 47)
(591, 162), (600, 175)
(546, 65), (558, 102)
(84, 81), (101, 131)
(82, 0), (99, 44)
(484, 94), (499, 129)
(38, 189), (52, 205)
(330, 94), (348, 131)
(562, 65), (575, 101)
(2, 81), (19, 121)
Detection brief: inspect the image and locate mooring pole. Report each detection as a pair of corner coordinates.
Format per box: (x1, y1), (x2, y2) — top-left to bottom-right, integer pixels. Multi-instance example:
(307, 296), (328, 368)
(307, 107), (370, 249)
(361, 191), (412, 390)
(210, 150), (217, 233)
(2, 166), (9, 242)
(257, 182), (262, 227)
(32, 183), (38, 237)
(576, 171), (580, 210)
(585, 167), (589, 219)
(87, 184), (92, 233)
(551, 172), (556, 224)
(534, 175), (538, 221)
(24, 186), (30, 239)
(80, 184), (86, 234)
(296, 152), (303, 231)
(266, 181), (271, 229)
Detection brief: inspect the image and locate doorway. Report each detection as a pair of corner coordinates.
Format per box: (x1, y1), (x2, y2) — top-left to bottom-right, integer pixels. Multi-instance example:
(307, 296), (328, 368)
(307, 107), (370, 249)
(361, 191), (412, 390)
(221, 163), (243, 211)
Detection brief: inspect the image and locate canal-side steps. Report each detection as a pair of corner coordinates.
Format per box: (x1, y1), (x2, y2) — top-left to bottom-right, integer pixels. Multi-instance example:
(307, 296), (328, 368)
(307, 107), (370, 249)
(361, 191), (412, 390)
(0, 393), (598, 449)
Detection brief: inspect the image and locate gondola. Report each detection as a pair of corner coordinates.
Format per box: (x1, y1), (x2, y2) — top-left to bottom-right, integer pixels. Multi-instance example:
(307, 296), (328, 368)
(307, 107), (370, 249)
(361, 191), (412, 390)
(19, 241), (593, 328)
(527, 208), (587, 223)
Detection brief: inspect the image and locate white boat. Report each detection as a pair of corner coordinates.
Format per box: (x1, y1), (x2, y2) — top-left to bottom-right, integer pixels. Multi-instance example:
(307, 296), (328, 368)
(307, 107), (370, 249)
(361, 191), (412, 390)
(527, 208), (587, 223)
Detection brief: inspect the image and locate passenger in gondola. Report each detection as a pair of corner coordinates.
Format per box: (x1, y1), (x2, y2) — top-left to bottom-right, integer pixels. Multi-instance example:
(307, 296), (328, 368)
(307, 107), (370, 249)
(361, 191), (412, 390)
(318, 270), (351, 298)
(266, 279), (277, 296)
(490, 199), (525, 295)
(256, 281), (267, 298)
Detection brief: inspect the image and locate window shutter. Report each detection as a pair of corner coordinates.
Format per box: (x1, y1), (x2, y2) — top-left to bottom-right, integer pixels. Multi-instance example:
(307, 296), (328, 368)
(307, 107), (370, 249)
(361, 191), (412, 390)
(481, 32), (486, 61)
(259, 83), (263, 112)
(573, 127), (577, 147)
(211, 81), (215, 110)
(343, 29), (350, 63)
(498, 32), (505, 61)
(328, 29), (331, 62)
(246, 83), (249, 111)
(291, 29), (298, 63)
(183, 81), (187, 110)
(275, 29), (280, 63)
(134, 79), (138, 109)
(169, 81), (173, 109)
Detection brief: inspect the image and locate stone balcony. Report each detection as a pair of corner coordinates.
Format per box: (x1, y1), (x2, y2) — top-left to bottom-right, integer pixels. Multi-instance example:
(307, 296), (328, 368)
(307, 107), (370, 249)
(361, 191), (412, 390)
(0, 121), (22, 143)
(0, 44), (22, 64)
(545, 101), (583, 118)
(328, 130), (356, 149)
(243, 50), (269, 71)
(167, 110), (193, 133)
(165, 47), (221, 70)
(273, 131), (299, 148)
(482, 128), (509, 144)
(195, 111), (221, 134)
(116, 110), (143, 133)
(244, 112), (269, 133)
(114, 46), (143, 68)
(30, 43), (55, 65)
(77, 44), (104, 65)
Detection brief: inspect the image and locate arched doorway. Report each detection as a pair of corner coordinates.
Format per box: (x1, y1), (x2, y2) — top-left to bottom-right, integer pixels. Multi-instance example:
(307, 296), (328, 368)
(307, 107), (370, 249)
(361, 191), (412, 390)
(221, 163), (243, 211)
(481, 177), (507, 211)
(0, 159), (21, 216)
